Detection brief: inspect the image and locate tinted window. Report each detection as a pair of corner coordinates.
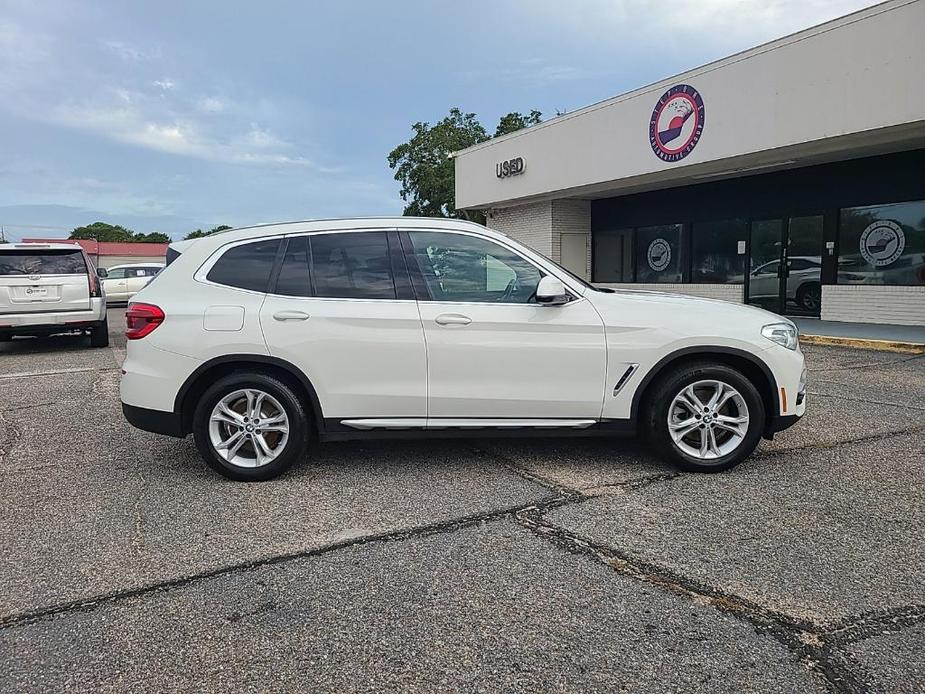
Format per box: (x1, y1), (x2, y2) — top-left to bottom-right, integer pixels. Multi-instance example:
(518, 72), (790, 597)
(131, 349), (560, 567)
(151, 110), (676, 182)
(310, 232), (395, 299)
(408, 231), (542, 303)
(0, 249), (86, 276)
(635, 224), (684, 283)
(275, 236), (311, 297)
(593, 229), (633, 282)
(207, 239), (280, 292)
(838, 200), (925, 286)
(106, 267), (128, 279)
(691, 219), (747, 283)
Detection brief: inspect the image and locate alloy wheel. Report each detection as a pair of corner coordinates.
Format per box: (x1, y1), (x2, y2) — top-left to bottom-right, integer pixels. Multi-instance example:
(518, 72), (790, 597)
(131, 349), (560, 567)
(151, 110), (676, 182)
(667, 379), (749, 461)
(208, 388), (290, 468)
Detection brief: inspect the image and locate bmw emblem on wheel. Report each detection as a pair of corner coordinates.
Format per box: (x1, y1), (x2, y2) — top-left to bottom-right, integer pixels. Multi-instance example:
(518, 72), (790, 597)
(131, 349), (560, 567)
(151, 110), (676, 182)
(649, 84), (705, 162)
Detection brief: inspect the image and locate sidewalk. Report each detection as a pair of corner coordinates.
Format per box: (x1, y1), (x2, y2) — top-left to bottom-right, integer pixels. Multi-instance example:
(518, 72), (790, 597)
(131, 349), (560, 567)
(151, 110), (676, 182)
(792, 318), (925, 353)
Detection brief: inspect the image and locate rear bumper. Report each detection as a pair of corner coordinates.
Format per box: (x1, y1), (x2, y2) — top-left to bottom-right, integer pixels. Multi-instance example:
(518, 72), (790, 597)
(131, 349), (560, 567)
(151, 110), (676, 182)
(0, 299), (106, 333)
(122, 402), (186, 438)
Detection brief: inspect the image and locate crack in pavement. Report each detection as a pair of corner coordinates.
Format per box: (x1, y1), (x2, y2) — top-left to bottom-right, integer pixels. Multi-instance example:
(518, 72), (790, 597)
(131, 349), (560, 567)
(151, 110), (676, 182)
(0, 493), (573, 632)
(0, 366), (120, 381)
(513, 506), (870, 694)
(822, 604), (925, 645)
(755, 420), (925, 461)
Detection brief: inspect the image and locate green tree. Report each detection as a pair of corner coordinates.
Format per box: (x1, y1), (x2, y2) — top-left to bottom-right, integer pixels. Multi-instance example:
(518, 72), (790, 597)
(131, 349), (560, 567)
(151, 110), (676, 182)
(388, 108), (490, 222)
(69, 222), (170, 244)
(185, 224), (233, 240)
(388, 108), (541, 223)
(494, 110), (541, 137)
(70, 221), (135, 242)
(136, 232), (171, 243)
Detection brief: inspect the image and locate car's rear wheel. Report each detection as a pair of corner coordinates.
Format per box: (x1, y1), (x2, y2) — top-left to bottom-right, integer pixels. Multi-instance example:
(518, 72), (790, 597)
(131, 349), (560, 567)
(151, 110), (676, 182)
(89, 316), (109, 347)
(645, 362), (765, 473)
(193, 372), (309, 481)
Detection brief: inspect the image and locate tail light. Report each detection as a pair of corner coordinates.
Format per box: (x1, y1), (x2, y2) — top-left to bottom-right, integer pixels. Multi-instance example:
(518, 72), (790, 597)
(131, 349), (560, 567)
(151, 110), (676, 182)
(83, 252), (102, 298)
(126, 303), (165, 340)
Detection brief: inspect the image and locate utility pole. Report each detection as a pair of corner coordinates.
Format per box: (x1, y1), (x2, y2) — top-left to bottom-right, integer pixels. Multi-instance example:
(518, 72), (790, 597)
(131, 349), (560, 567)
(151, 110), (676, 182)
(0, 226), (6, 243)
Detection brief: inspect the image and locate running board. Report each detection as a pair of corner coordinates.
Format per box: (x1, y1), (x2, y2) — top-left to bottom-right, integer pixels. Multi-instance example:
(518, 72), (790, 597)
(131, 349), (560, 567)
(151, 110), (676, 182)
(340, 418), (598, 431)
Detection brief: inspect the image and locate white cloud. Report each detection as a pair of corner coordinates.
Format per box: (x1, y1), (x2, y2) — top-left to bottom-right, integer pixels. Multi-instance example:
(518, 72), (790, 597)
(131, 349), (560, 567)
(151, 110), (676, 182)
(198, 97), (225, 113)
(152, 78), (175, 91)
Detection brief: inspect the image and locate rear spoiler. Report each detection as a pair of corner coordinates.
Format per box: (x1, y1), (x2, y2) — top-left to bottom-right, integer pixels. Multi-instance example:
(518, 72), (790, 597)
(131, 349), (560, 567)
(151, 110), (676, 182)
(165, 239), (195, 266)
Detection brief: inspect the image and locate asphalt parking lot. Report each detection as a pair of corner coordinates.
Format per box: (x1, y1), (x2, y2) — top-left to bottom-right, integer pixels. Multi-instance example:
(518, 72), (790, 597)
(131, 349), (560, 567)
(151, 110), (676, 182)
(0, 308), (923, 693)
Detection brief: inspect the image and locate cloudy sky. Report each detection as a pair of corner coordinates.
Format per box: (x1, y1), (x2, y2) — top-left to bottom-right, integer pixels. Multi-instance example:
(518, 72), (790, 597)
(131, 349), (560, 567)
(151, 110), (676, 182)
(0, 0), (876, 240)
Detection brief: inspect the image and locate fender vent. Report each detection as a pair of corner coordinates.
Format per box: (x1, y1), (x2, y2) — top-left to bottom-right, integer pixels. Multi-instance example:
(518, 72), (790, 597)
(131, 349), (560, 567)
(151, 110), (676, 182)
(613, 363), (639, 396)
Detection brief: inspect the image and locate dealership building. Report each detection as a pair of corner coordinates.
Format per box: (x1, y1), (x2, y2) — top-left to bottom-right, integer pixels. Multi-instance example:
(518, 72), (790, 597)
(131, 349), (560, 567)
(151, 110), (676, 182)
(454, 0), (925, 326)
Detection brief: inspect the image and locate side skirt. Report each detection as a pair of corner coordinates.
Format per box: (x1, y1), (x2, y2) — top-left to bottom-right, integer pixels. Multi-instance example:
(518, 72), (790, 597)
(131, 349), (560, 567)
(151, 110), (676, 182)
(318, 418), (635, 442)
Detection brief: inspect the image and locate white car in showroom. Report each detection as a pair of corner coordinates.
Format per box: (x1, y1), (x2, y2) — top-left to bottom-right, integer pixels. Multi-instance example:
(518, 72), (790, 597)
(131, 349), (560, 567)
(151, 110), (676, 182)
(120, 218), (805, 481)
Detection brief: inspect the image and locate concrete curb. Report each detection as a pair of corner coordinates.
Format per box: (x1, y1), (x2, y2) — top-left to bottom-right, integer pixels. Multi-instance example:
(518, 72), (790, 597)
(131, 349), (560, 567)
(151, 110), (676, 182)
(801, 334), (925, 354)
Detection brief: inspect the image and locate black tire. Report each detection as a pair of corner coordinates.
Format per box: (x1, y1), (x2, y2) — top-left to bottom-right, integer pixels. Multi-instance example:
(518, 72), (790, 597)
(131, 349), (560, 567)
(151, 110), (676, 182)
(193, 372), (309, 481)
(644, 361), (765, 473)
(796, 282), (821, 312)
(89, 316), (109, 347)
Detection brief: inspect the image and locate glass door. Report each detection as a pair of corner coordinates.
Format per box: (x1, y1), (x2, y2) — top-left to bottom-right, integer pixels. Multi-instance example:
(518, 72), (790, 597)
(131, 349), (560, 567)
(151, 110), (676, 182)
(784, 216), (823, 317)
(747, 216), (824, 317)
(747, 220), (785, 313)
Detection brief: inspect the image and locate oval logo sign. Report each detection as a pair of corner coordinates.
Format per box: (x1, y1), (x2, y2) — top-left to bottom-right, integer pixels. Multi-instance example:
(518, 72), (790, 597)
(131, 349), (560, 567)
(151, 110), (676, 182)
(647, 238), (672, 271)
(859, 220), (905, 267)
(649, 84), (705, 162)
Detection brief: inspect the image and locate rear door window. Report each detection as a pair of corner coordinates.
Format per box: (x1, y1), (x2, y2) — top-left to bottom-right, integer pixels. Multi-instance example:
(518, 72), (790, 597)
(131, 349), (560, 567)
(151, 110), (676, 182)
(309, 232), (396, 299)
(206, 239), (281, 292)
(0, 249), (87, 276)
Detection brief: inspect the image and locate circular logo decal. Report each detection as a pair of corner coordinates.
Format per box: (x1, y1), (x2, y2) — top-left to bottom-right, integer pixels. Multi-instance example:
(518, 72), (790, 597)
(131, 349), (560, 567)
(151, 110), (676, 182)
(647, 238), (672, 272)
(649, 84), (705, 162)
(859, 220), (905, 267)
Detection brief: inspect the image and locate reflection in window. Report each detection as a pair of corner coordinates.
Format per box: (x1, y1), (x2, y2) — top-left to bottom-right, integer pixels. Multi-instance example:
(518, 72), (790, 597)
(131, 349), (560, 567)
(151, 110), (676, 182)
(838, 200), (925, 286)
(310, 232), (396, 299)
(692, 219), (747, 283)
(408, 231), (541, 303)
(635, 224), (684, 283)
(207, 239), (281, 293)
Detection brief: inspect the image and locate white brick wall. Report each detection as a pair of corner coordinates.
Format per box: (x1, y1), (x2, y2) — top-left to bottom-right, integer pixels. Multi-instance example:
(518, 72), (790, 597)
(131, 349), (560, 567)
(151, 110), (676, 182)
(593, 283), (744, 302)
(822, 285), (925, 326)
(486, 199), (592, 278)
(486, 201), (553, 256)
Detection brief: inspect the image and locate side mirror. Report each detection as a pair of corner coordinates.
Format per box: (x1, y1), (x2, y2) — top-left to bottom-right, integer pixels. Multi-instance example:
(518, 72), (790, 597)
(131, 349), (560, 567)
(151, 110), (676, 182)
(96, 267), (109, 278)
(535, 276), (569, 306)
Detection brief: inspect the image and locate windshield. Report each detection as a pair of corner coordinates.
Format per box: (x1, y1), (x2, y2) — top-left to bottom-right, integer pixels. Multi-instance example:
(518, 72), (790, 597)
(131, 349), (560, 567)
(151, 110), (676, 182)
(0, 249), (87, 276)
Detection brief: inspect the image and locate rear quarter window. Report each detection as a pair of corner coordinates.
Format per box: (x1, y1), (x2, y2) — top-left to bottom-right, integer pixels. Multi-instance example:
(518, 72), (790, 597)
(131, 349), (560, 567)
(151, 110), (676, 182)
(206, 239), (281, 292)
(0, 249), (87, 276)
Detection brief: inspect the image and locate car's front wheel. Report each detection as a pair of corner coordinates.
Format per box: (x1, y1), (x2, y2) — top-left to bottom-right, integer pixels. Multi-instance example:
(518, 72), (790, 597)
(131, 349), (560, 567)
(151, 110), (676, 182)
(645, 362), (765, 473)
(193, 372), (309, 481)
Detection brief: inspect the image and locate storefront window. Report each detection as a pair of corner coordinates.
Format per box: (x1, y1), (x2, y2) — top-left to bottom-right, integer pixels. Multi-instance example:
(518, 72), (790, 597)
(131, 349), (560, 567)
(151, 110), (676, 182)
(635, 224), (684, 283)
(691, 219), (746, 283)
(593, 229), (634, 282)
(838, 201), (925, 285)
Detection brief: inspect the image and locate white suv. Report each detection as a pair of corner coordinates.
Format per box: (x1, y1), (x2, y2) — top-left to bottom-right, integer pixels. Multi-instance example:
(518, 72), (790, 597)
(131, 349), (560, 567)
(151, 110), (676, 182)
(120, 218), (806, 481)
(0, 242), (109, 347)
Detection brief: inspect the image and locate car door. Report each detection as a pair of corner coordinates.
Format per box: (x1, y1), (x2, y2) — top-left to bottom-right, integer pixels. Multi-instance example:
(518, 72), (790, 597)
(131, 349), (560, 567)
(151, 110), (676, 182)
(102, 267), (129, 300)
(125, 267), (149, 297)
(402, 229), (606, 422)
(260, 230), (427, 426)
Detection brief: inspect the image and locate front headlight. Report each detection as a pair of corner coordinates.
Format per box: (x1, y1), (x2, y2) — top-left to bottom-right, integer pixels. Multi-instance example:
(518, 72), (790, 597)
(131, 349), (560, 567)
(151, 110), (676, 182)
(761, 322), (798, 350)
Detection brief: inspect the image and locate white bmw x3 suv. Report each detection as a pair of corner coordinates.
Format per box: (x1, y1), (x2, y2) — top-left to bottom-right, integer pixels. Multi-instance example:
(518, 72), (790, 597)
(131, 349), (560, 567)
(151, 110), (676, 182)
(120, 218), (806, 481)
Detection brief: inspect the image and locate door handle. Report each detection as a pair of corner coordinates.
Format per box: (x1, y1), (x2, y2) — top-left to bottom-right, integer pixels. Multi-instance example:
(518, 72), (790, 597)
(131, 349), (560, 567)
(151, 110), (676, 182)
(435, 313), (471, 326)
(273, 310), (310, 321)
